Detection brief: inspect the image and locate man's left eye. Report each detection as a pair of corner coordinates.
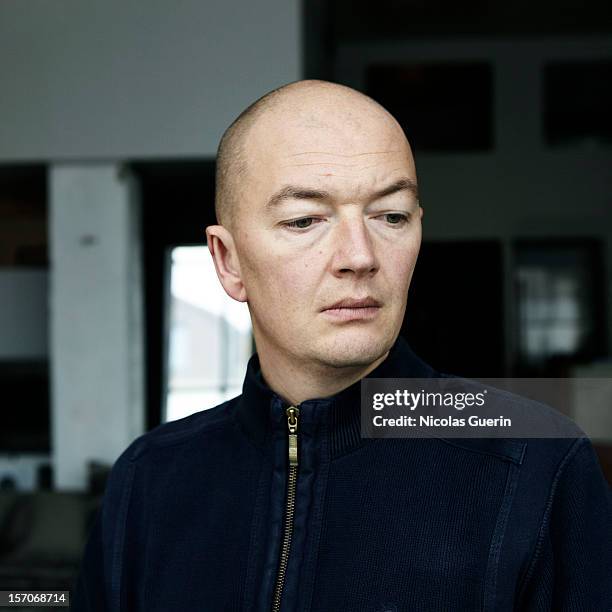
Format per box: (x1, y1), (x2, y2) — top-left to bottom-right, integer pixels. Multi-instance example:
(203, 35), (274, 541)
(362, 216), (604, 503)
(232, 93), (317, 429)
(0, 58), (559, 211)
(382, 213), (409, 225)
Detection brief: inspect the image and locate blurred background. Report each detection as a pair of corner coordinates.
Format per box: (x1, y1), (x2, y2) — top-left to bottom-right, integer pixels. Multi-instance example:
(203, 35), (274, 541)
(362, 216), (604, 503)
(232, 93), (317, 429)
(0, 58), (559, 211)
(1, 0), (611, 595)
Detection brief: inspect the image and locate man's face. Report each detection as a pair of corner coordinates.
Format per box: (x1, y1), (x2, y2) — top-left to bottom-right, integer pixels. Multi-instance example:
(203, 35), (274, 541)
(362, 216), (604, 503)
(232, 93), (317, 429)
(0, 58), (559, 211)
(228, 96), (422, 370)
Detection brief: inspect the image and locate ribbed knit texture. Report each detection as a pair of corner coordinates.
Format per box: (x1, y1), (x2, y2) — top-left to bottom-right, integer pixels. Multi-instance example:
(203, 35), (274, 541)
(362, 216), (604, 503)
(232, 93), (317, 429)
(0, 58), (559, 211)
(313, 437), (509, 610)
(327, 397), (363, 458)
(517, 439), (612, 610)
(72, 336), (612, 611)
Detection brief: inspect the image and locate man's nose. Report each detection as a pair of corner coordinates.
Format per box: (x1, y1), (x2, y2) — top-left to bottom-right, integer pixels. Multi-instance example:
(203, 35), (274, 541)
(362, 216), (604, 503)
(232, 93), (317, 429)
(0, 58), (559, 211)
(331, 212), (378, 277)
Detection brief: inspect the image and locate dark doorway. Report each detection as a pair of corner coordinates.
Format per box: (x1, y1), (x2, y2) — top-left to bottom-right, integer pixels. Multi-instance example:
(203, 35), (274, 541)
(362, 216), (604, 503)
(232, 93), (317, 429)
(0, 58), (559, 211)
(403, 240), (505, 377)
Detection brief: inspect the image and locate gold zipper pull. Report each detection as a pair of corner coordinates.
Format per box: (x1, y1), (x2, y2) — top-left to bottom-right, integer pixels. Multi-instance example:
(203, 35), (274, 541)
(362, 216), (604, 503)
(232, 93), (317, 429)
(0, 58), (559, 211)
(286, 406), (299, 466)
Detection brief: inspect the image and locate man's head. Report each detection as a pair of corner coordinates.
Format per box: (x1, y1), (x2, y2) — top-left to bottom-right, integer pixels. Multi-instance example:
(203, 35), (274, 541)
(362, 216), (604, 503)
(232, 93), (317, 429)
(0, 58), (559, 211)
(206, 79), (423, 375)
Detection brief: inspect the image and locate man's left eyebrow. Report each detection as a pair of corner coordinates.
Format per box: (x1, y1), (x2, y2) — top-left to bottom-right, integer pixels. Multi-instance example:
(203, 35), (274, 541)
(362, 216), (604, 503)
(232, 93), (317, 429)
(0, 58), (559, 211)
(373, 178), (419, 202)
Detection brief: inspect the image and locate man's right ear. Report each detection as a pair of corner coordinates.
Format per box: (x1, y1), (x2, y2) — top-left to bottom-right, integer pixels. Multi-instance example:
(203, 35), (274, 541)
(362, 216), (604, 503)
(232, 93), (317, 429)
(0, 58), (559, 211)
(205, 225), (247, 303)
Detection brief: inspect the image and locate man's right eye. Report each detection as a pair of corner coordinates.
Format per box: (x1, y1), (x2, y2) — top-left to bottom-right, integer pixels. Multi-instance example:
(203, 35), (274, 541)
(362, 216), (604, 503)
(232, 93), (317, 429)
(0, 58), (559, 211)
(283, 217), (320, 230)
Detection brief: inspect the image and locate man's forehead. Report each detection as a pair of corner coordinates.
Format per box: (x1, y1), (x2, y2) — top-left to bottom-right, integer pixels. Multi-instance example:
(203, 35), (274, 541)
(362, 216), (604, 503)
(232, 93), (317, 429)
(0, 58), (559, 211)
(245, 85), (402, 146)
(251, 143), (414, 200)
(246, 117), (410, 173)
(234, 87), (414, 209)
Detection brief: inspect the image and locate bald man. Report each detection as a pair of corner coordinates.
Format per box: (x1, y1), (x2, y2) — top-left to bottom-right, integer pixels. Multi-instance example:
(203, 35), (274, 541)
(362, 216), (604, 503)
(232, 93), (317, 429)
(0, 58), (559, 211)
(73, 80), (612, 611)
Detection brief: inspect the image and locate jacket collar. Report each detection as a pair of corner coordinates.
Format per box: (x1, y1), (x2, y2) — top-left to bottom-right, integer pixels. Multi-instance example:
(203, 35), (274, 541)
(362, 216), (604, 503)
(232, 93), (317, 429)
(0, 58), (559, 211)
(233, 334), (438, 458)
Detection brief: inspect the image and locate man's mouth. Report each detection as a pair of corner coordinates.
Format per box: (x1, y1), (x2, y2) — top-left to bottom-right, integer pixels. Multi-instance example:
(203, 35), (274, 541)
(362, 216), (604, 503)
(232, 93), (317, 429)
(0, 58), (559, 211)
(322, 296), (381, 311)
(321, 297), (382, 321)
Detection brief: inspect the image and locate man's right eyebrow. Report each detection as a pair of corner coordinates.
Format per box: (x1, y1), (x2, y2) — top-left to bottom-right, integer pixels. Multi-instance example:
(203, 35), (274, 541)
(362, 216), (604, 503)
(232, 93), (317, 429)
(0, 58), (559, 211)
(265, 186), (331, 210)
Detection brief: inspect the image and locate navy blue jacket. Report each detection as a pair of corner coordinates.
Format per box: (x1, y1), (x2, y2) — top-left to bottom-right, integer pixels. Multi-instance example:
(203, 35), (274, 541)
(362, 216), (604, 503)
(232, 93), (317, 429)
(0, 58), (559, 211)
(73, 335), (612, 611)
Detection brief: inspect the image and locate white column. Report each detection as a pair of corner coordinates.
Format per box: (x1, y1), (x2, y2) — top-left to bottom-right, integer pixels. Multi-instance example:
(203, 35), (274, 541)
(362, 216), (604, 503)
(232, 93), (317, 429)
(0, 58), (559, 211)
(49, 163), (144, 490)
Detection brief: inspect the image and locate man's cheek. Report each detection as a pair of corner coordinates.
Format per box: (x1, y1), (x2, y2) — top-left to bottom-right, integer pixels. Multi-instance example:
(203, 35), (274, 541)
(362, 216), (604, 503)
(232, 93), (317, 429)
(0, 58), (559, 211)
(388, 250), (417, 272)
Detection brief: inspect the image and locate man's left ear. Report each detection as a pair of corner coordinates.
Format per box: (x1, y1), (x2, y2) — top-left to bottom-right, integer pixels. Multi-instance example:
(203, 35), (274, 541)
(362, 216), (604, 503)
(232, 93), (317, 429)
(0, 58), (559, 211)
(205, 225), (248, 303)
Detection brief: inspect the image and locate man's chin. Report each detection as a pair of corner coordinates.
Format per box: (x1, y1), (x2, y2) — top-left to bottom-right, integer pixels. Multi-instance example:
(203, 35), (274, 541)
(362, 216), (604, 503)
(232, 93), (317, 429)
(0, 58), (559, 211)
(314, 329), (393, 369)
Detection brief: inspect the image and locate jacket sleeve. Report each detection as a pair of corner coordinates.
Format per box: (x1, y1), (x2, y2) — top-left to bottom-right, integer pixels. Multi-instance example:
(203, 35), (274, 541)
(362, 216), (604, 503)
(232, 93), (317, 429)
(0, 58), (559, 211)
(72, 507), (108, 611)
(71, 448), (137, 612)
(518, 438), (612, 611)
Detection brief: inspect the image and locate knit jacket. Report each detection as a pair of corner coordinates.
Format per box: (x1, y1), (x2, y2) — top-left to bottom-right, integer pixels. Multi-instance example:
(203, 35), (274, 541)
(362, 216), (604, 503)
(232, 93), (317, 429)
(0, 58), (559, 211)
(73, 334), (612, 611)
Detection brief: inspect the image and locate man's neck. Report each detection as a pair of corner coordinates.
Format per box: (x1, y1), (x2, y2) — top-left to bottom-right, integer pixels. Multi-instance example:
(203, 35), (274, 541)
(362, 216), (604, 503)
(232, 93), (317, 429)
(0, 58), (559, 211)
(256, 345), (390, 407)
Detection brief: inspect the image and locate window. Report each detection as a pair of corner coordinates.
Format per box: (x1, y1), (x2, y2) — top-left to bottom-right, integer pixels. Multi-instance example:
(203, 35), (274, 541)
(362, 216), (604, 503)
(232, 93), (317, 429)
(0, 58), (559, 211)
(513, 240), (606, 374)
(164, 246), (253, 422)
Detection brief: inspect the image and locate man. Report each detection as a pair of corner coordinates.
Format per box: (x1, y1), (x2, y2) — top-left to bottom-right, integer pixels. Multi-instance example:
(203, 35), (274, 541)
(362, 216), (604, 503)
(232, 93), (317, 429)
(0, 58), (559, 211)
(73, 80), (612, 610)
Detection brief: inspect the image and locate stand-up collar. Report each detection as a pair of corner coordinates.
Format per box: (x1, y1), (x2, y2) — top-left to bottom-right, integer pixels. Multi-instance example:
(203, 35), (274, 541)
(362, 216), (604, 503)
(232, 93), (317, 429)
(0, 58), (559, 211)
(233, 334), (437, 458)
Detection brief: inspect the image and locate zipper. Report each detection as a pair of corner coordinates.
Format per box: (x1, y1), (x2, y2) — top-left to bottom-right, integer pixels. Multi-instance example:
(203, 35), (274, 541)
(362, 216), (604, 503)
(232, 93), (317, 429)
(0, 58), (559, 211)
(271, 405), (300, 611)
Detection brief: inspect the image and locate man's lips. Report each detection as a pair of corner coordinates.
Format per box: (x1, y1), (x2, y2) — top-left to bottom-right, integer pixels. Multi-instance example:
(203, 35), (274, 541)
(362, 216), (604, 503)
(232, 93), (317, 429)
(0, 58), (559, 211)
(322, 297), (381, 311)
(321, 297), (382, 322)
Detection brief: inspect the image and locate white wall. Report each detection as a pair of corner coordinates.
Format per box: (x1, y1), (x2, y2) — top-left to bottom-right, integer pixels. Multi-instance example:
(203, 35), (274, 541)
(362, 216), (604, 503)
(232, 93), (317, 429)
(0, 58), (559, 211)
(0, 0), (301, 161)
(49, 164), (144, 489)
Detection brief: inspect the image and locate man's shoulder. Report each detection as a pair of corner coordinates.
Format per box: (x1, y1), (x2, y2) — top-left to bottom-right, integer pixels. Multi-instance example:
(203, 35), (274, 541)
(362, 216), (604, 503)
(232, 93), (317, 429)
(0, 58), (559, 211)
(116, 395), (240, 466)
(94, 396), (242, 558)
(435, 372), (586, 468)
